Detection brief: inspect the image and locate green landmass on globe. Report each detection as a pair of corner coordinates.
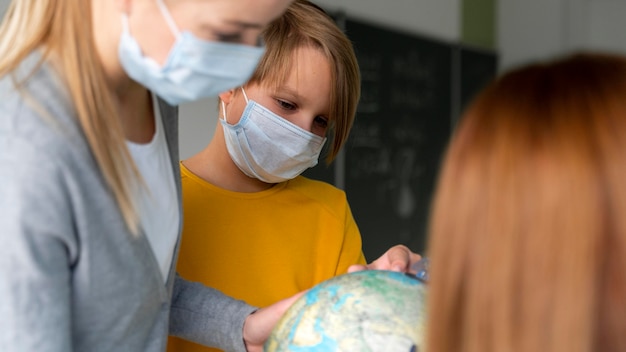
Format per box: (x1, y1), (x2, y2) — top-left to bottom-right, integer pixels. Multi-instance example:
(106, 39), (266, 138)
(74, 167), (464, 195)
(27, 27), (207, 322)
(265, 269), (427, 352)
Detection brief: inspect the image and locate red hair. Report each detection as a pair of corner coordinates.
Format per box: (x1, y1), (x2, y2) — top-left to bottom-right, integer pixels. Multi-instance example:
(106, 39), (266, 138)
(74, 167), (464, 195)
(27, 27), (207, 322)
(426, 53), (626, 352)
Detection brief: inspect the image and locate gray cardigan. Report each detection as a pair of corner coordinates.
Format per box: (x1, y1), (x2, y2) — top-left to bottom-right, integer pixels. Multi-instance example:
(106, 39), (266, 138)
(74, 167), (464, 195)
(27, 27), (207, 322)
(0, 54), (256, 352)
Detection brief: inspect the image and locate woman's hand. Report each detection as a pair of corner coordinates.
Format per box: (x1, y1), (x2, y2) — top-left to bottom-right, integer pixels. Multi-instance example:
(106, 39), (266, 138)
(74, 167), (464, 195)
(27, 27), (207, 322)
(348, 244), (421, 275)
(242, 290), (306, 352)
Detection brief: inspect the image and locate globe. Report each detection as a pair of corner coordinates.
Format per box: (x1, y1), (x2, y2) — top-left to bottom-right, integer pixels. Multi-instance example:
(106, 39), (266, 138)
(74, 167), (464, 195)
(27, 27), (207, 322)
(265, 270), (427, 352)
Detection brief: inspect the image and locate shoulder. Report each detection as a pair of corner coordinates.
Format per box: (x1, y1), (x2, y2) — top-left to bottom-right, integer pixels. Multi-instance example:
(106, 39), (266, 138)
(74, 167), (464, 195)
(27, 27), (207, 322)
(0, 54), (96, 213)
(286, 175), (349, 205)
(0, 53), (89, 169)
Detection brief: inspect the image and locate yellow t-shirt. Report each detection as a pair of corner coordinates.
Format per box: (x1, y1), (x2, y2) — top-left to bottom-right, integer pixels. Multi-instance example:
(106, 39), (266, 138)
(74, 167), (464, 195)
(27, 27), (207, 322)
(168, 163), (367, 352)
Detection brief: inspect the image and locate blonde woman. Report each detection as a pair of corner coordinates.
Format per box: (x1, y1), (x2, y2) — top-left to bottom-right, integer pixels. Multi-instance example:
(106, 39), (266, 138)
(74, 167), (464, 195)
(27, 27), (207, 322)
(0, 0), (302, 351)
(426, 53), (626, 352)
(0, 1), (421, 351)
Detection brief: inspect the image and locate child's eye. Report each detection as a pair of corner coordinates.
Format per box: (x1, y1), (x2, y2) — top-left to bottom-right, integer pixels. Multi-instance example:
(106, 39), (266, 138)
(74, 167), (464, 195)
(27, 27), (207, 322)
(214, 31), (244, 43)
(314, 116), (329, 129)
(276, 99), (296, 110)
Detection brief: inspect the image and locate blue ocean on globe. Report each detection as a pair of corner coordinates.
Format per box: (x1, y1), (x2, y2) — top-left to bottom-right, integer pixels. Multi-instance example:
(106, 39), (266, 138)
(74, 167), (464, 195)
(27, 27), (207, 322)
(265, 269), (428, 352)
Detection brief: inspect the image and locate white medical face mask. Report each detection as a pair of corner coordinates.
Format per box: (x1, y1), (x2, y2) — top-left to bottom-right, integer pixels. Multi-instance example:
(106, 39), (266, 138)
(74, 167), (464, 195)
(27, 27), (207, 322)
(220, 88), (327, 183)
(118, 0), (265, 106)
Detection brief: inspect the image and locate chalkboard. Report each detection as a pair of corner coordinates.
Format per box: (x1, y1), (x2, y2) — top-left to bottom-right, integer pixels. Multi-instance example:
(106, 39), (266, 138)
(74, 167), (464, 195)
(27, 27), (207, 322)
(342, 19), (453, 261)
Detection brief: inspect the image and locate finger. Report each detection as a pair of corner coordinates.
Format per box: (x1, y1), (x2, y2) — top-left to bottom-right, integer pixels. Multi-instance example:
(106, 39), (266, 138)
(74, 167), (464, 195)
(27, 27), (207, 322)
(265, 291), (307, 326)
(386, 245), (421, 272)
(243, 290), (308, 350)
(347, 264), (368, 273)
(406, 252), (423, 275)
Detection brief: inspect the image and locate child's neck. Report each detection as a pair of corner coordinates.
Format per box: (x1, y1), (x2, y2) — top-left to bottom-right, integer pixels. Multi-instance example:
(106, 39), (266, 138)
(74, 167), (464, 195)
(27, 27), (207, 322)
(184, 140), (274, 193)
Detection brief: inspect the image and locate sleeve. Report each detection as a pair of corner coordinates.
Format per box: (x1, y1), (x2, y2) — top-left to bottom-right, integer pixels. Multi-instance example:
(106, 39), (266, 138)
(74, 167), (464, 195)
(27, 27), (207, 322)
(335, 198), (368, 275)
(169, 274), (258, 352)
(0, 140), (77, 351)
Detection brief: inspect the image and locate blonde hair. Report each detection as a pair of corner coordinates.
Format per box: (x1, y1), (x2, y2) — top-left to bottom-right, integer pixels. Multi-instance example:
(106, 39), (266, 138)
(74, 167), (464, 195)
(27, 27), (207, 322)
(425, 53), (626, 352)
(247, 0), (360, 163)
(0, 0), (139, 233)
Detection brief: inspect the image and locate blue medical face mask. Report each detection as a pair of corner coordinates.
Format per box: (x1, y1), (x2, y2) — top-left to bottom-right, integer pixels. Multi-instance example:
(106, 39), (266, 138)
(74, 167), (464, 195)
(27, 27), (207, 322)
(220, 88), (327, 183)
(118, 0), (265, 106)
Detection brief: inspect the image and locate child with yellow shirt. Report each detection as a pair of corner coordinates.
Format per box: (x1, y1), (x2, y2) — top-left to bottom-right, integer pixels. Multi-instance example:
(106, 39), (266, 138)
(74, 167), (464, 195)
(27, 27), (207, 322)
(169, 1), (368, 351)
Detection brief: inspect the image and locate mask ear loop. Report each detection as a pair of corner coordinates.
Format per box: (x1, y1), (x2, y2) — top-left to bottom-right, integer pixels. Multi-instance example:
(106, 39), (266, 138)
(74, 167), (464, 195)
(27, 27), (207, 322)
(220, 100), (229, 123)
(240, 87), (250, 104)
(155, 0), (181, 37)
(121, 13), (131, 34)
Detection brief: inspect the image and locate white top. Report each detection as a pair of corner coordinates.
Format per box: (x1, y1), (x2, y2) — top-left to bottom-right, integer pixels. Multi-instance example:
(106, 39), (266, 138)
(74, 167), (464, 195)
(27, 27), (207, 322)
(126, 95), (180, 282)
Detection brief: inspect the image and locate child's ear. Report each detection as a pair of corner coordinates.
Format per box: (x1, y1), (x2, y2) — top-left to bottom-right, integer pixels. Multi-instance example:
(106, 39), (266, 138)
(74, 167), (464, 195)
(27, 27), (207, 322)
(218, 89), (237, 104)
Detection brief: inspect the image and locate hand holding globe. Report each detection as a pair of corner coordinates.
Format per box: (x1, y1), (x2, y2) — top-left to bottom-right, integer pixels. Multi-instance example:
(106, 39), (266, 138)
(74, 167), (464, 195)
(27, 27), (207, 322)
(243, 246), (426, 352)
